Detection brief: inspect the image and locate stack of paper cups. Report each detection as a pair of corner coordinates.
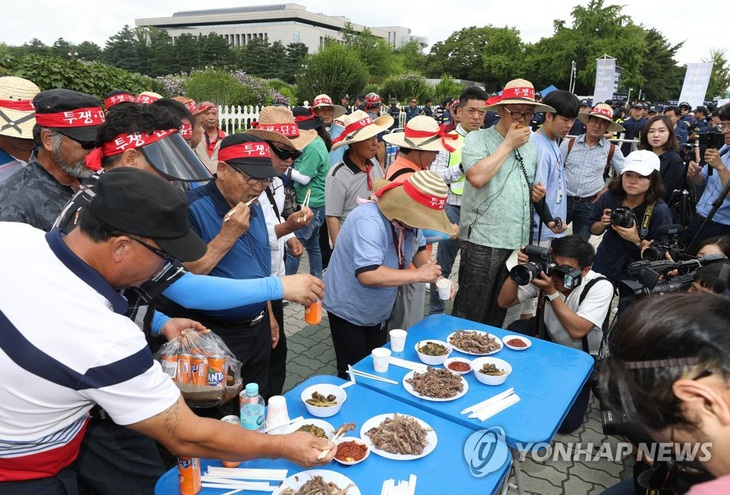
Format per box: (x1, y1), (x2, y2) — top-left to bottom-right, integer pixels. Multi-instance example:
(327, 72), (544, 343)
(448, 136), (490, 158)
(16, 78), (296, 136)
(265, 395), (289, 433)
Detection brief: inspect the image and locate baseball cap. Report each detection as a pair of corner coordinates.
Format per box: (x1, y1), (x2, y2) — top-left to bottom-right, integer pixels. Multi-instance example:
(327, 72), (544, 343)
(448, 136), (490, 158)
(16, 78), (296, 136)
(340, 93), (351, 100)
(218, 134), (277, 179)
(87, 168), (206, 262)
(622, 150), (660, 177)
(33, 89), (105, 142)
(679, 101), (691, 109)
(292, 106), (324, 131)
(579, 99), (590, 107)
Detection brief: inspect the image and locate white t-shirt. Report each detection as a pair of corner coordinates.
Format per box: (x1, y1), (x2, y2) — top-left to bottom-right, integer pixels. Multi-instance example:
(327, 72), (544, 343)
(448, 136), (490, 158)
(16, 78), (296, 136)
(0, 223), (179, 479)
(260, 177), (294, 277)
(518, 270), (613, 353)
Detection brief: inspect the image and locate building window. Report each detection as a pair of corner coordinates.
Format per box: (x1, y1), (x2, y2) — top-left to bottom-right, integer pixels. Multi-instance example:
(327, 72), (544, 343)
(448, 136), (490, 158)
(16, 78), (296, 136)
(293, 31), (300, 43)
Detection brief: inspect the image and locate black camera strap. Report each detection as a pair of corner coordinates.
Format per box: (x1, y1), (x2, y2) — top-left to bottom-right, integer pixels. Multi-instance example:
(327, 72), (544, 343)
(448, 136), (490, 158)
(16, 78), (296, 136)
(578, 276), (611, 353)
(638, 202), (655, 240)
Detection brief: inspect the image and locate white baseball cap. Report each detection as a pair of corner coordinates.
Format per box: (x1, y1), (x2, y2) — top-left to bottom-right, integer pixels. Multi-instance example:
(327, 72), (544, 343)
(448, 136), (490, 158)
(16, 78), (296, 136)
(621, 150), (660, 177)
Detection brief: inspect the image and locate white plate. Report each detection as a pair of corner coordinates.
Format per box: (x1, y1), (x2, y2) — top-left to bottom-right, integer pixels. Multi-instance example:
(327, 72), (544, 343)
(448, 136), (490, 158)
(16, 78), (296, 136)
(402, 369), (469, 402)
(360, 413), (437, 460)
(447, 330), (504, 356)
(284, 418), (335, 439)
(273, 469), (360, 495)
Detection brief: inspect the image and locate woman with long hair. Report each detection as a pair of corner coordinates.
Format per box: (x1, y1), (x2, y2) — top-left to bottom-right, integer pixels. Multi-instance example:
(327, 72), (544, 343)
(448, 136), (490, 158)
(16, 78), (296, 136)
(589, 150), (673, 284)
(639, 114), (684, 204)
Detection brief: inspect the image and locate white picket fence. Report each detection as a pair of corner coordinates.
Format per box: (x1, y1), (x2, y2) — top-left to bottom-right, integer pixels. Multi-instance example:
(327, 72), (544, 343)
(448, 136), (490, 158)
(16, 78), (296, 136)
(218, 105), (265, 135)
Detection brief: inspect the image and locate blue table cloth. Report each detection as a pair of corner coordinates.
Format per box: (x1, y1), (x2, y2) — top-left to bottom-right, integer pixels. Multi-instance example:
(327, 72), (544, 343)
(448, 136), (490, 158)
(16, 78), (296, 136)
(351, 314), (595, 450)
(155, 375), (511, 494)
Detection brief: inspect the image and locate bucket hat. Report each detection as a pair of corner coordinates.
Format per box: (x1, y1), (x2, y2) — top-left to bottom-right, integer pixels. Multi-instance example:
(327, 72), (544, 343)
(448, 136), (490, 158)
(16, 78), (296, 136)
(577, 103), (625, 133)
(482, 78), (555, 113)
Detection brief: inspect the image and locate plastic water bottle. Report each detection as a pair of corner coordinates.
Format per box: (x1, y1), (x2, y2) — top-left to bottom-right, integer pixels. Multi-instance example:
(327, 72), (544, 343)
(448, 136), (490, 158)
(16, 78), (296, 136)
(239, 383), (265, 432)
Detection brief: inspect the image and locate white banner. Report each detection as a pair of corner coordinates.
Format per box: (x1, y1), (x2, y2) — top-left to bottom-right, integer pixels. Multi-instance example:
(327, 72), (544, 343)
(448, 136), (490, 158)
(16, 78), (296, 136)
(678, 63), (713, 108)
(594, 58), (616, 105)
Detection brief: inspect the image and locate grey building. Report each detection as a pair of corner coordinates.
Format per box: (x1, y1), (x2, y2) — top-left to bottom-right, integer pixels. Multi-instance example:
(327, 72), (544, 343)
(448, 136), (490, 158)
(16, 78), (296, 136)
(136, 3), (428, 53)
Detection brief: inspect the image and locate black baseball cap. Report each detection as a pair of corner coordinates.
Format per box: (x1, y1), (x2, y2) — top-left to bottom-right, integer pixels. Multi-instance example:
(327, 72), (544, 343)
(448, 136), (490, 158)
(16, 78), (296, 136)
(218, 133), (277, 179)
(340, 93), (351, 99)
(292, 106), (324, 131)
(87, 168), (206, 262)
(33, 89), (105, 142)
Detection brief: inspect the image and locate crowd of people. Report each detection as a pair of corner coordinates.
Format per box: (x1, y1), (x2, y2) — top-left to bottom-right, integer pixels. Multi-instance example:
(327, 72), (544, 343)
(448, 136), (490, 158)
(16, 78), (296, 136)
(0, 72), (729, 494)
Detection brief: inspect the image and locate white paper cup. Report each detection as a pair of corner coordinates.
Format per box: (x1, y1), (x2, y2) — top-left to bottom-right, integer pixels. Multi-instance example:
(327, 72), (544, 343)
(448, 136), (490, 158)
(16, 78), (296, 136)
(265, 395), (289, 432)
(371, 347), (391, 372)
(436, 278), (453, 300)
(389, 329), (407, 353)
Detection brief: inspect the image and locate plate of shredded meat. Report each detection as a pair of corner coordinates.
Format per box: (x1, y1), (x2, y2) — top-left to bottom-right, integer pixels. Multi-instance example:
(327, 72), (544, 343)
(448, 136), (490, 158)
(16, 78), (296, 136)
(275, 469), (359, 495)
(403, 367), (468, 401)
(447, 330), (503, 356)
(361, 413), (437, 460)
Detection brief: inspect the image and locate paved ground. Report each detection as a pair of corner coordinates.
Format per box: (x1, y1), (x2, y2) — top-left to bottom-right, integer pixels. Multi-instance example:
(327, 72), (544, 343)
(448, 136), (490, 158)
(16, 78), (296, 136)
(282, 250), (632, 494)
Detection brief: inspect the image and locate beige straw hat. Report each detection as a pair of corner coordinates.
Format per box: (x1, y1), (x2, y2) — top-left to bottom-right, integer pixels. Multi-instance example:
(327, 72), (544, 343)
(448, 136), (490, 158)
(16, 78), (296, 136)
(246, 106), (317, 151)
(383, 116), (464, 152)
(331, 110), (394, 151)
(577, 103), (625, 133)
(311, 94), (347, 118)
(373, 170), (455, 234)
(482, 78), (555, 113)
(0, 76), (40, 139)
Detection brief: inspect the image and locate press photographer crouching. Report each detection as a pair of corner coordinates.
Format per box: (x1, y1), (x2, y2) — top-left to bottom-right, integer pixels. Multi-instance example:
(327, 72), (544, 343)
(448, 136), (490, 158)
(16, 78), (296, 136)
(600, 293), (730, 494)
(497, 235), (614, 433)
(589, 150), (674, 308)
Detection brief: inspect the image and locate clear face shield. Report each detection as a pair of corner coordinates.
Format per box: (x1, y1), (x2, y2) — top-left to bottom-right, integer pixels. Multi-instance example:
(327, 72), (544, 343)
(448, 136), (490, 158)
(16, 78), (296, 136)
(139, 133), (212, 182)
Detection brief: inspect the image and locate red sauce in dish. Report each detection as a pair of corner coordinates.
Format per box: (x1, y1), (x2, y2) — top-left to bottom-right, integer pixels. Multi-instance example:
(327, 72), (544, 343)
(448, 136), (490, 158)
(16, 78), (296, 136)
(447, 361), (471, 372)
(506, 338), (527, 348)
(335, 441), (368, 462)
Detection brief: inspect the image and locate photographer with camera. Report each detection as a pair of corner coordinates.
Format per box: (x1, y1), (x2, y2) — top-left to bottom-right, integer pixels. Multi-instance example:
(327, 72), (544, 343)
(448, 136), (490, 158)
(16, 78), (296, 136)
(600, 293), (730, 494)
(684, 104), (730, 248)
(589, 150), (673, 293)
(497, 235), (614, 433)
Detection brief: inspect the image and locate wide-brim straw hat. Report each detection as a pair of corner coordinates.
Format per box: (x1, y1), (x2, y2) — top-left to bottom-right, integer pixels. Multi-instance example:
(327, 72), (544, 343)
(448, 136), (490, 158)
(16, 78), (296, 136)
(246, 106), (317, 151)
(311, 94), (346, 119)
(373, 170), (455, 235)
(383, 116), (464, 152)
(331, 110), (393, 151)
(577, 103), (624, 133)
(482, 78), (555, 113)
(0, 76), (40, 139)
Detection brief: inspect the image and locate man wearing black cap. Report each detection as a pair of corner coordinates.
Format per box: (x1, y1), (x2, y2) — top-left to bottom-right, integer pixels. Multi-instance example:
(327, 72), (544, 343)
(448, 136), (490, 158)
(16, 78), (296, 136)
(0, 168), (335, 492)
(340, 93), (352, 114)
(159, 134), (283, 406)
(620, 103), (648, 155)
(0, 88), (105, 231)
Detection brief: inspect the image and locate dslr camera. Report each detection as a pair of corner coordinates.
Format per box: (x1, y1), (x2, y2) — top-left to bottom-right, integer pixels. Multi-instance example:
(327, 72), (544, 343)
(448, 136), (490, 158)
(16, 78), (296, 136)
(642, 224), (684, 262)
(610, 207), (634, 228)
(509, 245), (554, 285)
(698, 129), (725, 149)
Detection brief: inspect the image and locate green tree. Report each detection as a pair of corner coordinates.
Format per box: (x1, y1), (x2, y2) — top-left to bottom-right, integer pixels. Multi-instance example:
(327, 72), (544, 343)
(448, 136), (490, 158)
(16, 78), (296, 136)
(184, 68), (246, 106)
(102, 25), (145, 73)
(51, 38), (73, 59)
(76, 41), (103, 62)
(22, 38), (51, 57)
(199, 33), (235, 69)
(280, 43), (308, 84)
(394, 40), (427, 74)
(704, 49), (730, 100)
(379, 73), (432, 104)
(343, 28), (400, 81)
(172, 34), (201, 73)
(433, 75), (466, 104)
(639, 29), (683, 102)
(144, 28), (175, 77)
(295, 41), (368, 103)
(238, 37), (272, 77)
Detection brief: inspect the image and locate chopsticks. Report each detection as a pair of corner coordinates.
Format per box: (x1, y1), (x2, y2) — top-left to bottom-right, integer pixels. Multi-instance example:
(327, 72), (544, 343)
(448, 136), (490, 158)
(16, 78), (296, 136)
(347, 365), (398, 385)
(224, 197), (259, 222)
(461, 388), (520, 421)
(381, 474), (417, 495)
(317, 423), (354, 459)
(201, 467), (287, 493)
(262, 415), (304, 434)
(389, 357), (427, 372)
(297, 188), (312, 223)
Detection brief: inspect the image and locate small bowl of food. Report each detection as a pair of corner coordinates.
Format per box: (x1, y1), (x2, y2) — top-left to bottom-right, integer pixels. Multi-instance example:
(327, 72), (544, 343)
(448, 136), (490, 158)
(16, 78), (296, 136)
(300, 384), (346, 418)
(285, 418), (335, 439)
(333, 436), (370, 466)
(503, 335), (532, 351)
(415, 340), (452, 366)
(444, 357), (472, 375)
(472, 357), (512, 386)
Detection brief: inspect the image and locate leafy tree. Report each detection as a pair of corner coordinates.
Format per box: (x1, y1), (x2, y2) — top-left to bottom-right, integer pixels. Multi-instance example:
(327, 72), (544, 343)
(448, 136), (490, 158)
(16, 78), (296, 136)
(280, 43), (308, 84)
(51, 38), (74, 59)
(172, 34), (201, 73)
(295, 41), (368, 102)
(199, 33), (236, 69)
(433, 75), (466, 104)
(238, 37), (272, 77)
(379, 73), (432, 104)
(704, 49), (730, 100)
(143, 28), (175, 77)
(184, 68), (247, 106)
(343, 28), (400, 81)
(23, 38), (51, 57)
(76, 41), (103, 62)
(638, 29), (683, 102)
(102, 25), (145, 73)
(395, 40), (427, 74)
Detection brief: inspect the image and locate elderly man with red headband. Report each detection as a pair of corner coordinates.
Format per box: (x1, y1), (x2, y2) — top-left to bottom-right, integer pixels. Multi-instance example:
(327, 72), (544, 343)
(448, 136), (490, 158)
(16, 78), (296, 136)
(323, 170), (448, 378)
(0, 88), (105, 231)
(452, 78), (555, 328)
(0, 76), (40, 185)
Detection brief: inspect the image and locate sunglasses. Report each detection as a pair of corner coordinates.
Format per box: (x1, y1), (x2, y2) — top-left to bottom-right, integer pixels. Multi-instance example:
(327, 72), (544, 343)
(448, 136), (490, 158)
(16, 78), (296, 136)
(129, 236), (177, 264)
(58, 131), (97, 150)
(268, 142), (302, 161)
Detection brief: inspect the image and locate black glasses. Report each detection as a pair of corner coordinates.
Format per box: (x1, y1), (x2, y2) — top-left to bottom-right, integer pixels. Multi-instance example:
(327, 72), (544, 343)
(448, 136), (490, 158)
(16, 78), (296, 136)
(129, 236), (177, 264)
(58, 131), (97, 150)
(503, 108), (535, 121)
(229, 165), (273, 185)
(268, 143), (302, 161)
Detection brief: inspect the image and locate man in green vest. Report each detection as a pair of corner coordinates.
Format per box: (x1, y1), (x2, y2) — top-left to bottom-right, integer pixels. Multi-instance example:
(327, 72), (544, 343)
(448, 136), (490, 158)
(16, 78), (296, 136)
(428, 86), (489, 314)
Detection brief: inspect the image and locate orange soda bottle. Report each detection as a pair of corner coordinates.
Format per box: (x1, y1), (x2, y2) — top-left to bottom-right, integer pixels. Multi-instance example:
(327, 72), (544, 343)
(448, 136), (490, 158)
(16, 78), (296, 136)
(304, 299), (322, 325)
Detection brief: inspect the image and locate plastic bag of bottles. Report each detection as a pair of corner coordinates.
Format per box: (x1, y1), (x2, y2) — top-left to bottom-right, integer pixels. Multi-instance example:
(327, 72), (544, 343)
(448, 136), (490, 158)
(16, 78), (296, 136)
(154, 329), (243, 408)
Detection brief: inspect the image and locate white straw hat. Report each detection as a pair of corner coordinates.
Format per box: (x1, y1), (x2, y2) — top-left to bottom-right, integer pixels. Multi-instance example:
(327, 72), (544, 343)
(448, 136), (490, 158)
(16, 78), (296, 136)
(383, 116), (464, 152)
(482, 78), (555, 113)
(331, 110), (393, 151)
(311, 94), (346, 119)
(0, 76), (40, 139)
(577, 103), (625, 133)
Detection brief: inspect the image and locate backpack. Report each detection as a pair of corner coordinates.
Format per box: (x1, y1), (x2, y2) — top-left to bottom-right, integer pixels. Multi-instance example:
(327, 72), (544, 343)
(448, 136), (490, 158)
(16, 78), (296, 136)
(566, 138), (616, 181)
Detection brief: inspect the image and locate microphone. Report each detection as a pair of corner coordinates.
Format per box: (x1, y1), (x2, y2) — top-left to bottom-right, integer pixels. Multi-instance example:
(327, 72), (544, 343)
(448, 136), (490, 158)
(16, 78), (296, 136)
(654, 224), (684, 237)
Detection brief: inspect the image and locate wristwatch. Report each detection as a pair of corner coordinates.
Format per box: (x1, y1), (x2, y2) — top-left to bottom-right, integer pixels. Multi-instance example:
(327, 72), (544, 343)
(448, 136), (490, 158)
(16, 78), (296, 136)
(546, 291), (560, 302)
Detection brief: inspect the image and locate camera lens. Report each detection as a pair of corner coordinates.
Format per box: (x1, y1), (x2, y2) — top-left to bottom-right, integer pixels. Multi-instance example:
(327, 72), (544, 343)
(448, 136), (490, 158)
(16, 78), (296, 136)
(642, 247), (664, 262)
(510, 262), (542, 285)
(601, 410), (625, 436)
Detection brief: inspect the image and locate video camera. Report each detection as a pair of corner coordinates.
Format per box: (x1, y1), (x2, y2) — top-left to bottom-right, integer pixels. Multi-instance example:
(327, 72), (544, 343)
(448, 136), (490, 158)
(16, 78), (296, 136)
(641, 224), (684, 262)
(509, 245), (582, 289)
(698, 129), (725, 149)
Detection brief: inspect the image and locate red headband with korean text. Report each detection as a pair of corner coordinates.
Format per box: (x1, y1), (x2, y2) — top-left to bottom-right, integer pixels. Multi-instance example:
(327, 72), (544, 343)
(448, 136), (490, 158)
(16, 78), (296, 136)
(218, 141), (272, 162)
(84, 128), (178, 171)
(35, 107), (105, 128)
(256, 123), (300, 138)
(104, 94), (136, 109)
(331, 115), (375, 145)
(404, 124), (459, 152)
